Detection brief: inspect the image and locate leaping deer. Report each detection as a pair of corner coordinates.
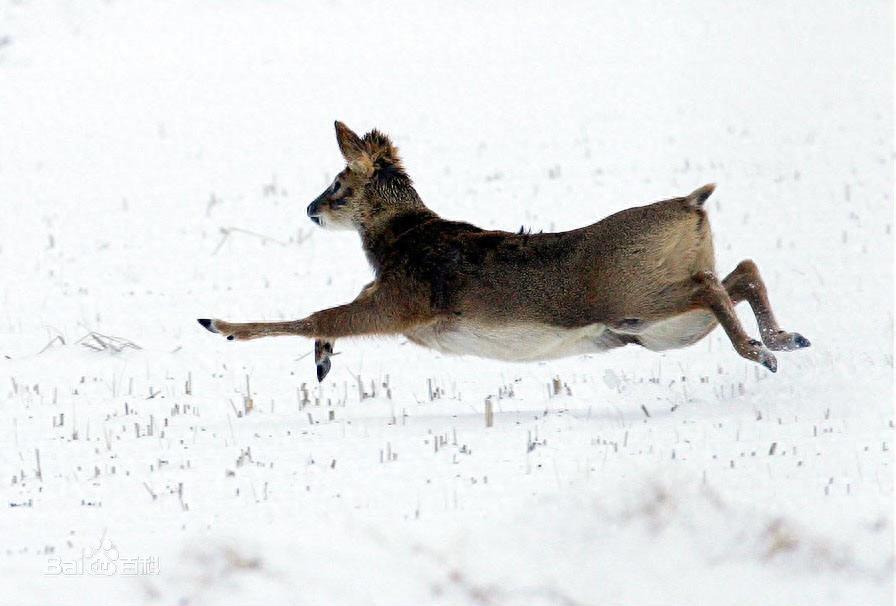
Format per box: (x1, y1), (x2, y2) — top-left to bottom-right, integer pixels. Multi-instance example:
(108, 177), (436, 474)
(199, 122), (809, 380)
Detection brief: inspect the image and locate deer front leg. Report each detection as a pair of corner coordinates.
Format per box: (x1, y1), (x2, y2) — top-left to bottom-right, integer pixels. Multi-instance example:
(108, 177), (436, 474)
(690, 271), (778, 372)
(310, 280), (372, 382)
(197, 318), (300, 340)
(722, 259), (810, 351)
(198, 281), (424, 342)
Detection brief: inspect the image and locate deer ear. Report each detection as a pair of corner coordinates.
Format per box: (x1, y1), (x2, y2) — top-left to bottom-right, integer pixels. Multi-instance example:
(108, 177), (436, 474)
(334, 121), (373, 176)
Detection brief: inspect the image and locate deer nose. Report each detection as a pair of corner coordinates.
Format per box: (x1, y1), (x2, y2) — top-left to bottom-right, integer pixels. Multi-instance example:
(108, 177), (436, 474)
(307, 200), (323, 225)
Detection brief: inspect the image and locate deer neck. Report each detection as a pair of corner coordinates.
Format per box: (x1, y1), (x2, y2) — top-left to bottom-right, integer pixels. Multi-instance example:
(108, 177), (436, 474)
(361, 207), (439, 275)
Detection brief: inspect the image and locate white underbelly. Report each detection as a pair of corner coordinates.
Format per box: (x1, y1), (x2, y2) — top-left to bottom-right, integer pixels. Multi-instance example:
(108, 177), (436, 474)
(407, 321), (613, 362)
(630, 310), (718, 351)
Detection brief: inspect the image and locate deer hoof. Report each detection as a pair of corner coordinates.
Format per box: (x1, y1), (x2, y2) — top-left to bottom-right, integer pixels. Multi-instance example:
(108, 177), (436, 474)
(758, 349), (778, 373)
(316, 358), (331, 382)
(197, 319), (219, 333)
(742, 339), (777, 372)
(314, 339), (334, 382)
(792, 333), (811, 349)
(765, 330), (811, 351)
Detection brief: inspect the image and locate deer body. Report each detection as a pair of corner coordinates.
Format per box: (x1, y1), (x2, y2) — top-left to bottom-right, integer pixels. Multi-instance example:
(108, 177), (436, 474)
(199, 122), (809, 379)
(386, 197), (717, 360)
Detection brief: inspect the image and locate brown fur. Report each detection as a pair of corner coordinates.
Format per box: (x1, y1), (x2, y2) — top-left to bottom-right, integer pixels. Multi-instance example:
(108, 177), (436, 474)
(199, 122), (809, 378)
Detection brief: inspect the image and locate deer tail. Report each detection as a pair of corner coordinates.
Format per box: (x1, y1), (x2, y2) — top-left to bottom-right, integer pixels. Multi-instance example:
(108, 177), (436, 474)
(686, 183), (716, 207)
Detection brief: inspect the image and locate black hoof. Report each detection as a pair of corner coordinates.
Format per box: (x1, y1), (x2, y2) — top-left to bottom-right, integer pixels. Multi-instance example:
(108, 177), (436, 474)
(794, 334), (811, 348)
(760, 352), (778, 373)
(197, 318), (218, 333)
(227, 335), (234, 341)
(316, 358), (331, 382)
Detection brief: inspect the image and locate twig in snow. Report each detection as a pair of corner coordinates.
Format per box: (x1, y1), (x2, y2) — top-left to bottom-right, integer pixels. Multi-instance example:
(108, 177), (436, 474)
(213, 226), (287, 254)
(37, 335), (65, 354)
(143, 482), (157, 501)
(76, 331), (141, 353)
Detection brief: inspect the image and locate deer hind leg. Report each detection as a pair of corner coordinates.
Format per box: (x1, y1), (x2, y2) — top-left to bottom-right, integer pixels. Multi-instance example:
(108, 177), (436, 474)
(691, 270), (778, 372)
(722, 260), (810, 351)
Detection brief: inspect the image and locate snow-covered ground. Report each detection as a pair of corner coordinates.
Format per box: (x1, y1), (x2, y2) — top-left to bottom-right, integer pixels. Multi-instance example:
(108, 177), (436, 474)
(0, 1), (893, 604)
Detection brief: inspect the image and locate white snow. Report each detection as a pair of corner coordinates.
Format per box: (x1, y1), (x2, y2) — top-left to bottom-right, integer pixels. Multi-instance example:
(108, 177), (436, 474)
(0, 1), (892, 604)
